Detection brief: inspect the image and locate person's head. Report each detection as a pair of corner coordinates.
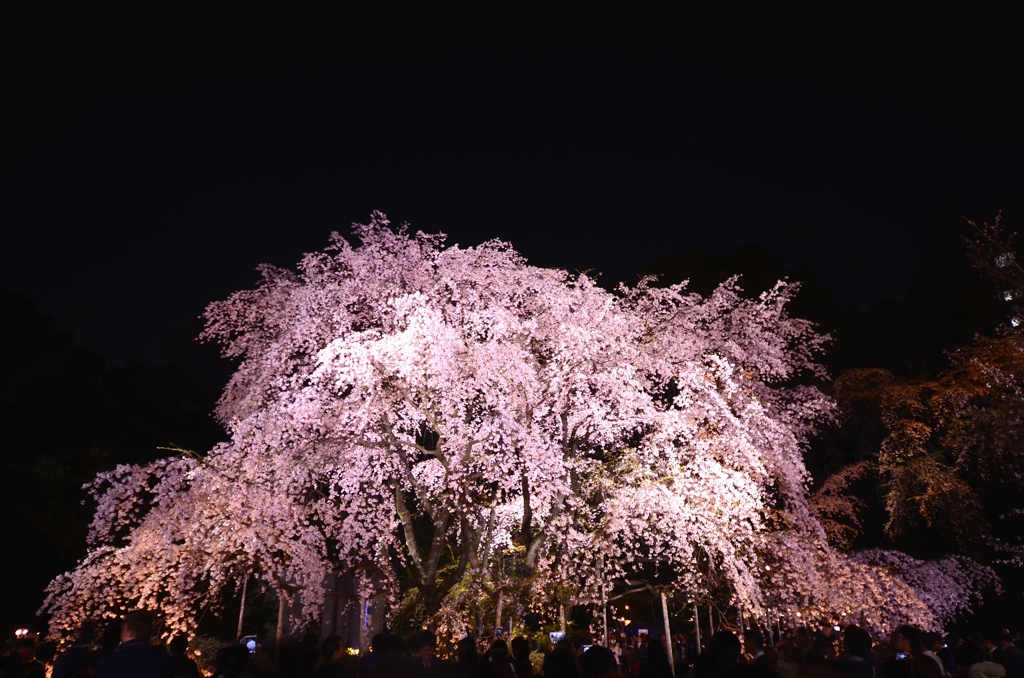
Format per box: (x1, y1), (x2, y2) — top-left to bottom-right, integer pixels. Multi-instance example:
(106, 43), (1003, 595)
(99, 621), (121, 654)
(843, 625), (872, 659)
(321, 634), (343, 662)
(34, 641), (56, 665)
(169, 635), (189, 656)
(708, 631), (742, 667)
(580, 645), (617, 677)
(490, 638), (509, 662)
(744, 627), (765, 654)
(911, 653), (943, 678)
(511, 635), (530, 659)
(371, 632), (401, 658)
(458, 635), (479, 665)
(73, 622), (97, 646)
(922, 632), (942, 653)
(572, 631), (593, 655)
(14, 638), (35, 661)
(892, 626), (918, 655)
(414, 630), (437, 663)
(215, 643), (251, 678)
(543, 645), (582, 678)
(121, 610), (156, 642)
(960, 640), (985, 667)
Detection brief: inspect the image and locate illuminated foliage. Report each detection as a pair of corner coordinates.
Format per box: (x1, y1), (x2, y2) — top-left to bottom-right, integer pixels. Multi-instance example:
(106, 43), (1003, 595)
(44, 213), (984, 639)
(834, 335), (1024, 563)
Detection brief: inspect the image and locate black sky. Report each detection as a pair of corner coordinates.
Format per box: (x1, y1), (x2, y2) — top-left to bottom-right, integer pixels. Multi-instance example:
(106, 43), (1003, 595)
(3, 6), (1023, 365)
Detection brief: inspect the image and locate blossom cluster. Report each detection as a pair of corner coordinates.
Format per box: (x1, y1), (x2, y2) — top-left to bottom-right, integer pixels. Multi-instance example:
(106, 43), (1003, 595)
(43, 213), (978, 640)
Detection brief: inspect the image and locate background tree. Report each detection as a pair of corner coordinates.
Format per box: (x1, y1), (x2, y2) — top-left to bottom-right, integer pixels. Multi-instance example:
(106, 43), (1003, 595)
(792, 214), (1023, 631)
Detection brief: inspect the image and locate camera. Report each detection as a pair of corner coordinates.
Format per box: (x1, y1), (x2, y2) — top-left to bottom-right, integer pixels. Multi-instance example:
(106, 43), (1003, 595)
(549, 631), (566, 645)
(241, 635), (258, 654)
(897, 653), (908, 660)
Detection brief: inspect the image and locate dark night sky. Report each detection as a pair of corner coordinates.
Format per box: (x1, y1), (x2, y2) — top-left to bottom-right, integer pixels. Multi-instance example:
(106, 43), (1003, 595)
(3, 6), (1024, 366)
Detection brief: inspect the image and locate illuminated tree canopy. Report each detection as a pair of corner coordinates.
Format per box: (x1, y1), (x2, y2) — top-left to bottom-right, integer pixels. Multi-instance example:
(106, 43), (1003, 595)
(44, 213), (994, 638)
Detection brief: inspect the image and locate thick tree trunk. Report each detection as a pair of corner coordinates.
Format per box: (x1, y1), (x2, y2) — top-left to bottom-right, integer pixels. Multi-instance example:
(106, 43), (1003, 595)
(521, 474), (532, 547)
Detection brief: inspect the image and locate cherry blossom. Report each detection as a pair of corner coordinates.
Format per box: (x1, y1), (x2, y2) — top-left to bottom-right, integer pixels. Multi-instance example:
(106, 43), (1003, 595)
(43, 213), (976, 640)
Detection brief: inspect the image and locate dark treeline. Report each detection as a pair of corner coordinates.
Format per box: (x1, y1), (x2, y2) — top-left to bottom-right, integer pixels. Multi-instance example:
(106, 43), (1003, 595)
(0, 288), (229, 634)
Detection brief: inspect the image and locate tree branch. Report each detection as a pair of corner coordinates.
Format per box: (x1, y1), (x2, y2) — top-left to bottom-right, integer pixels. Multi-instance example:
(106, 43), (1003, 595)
(394, 487), (425, 577)
(525, 490), (564, 572)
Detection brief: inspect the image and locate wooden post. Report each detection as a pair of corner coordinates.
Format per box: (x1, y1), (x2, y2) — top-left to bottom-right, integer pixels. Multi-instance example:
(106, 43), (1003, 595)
(693, 603), (701, 655)
(600, 553), (609, 647)
(661, 591), (675, 677)
(236, 575), (248, 641)
(275, 588), (287, 655)
(738, 606), (745, 654)
(362, 597), (370, 652)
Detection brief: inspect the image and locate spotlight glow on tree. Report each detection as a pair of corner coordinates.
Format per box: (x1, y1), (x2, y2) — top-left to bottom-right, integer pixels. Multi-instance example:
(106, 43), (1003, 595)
(43, 213), (987, 639)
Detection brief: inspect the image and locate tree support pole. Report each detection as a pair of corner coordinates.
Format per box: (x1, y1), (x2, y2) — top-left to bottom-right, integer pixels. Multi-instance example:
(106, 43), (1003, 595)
(600, 553), (609, 647)
(738, 606), (744, 654)
(276, 587), (287, 656)
(661, 591), (675, 677)
(363, 597), (370, 652)
(236, 575), (248, 641)
(693, 603), (701, 655)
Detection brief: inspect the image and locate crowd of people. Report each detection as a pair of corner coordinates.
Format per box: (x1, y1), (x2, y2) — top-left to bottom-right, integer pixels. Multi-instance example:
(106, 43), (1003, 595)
(2, 612), (1023, 678)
